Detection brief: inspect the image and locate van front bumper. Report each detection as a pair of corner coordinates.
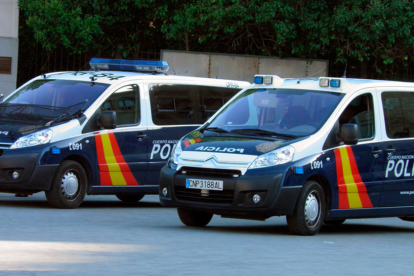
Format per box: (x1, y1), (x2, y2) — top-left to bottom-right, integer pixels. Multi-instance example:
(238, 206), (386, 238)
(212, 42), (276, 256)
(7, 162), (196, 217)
(159, 165), (302, 219)
(0, 152), (58, 193)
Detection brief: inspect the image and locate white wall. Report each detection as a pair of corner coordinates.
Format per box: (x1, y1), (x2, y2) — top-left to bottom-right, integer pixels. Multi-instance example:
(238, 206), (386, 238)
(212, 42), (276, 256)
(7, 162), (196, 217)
(0, 0), (19, 97)
(161, 50), (328, 83)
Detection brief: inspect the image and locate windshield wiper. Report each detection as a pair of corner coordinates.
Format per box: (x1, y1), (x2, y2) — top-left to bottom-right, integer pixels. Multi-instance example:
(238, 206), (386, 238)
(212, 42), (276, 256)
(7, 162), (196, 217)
(204, 127), (229, 133)
(231, 128), (297, 138)
(53, 100), (88, 124)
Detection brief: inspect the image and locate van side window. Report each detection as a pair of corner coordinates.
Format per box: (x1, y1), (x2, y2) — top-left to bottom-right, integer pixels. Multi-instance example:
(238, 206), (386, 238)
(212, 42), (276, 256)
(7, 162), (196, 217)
(197, 86), (240, 121)
(382, 92), (414, 138)
(100, 84), (140, 126)
(149, 84), (240, 125)
(338, 93), (374, 139)
(150, 84), (195, 125)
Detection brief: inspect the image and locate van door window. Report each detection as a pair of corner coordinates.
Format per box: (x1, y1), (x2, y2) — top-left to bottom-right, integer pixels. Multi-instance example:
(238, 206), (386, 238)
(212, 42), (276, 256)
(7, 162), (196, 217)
(101, 84), (140, 126)
(382, 92), (414, 138)
(338, 93), (375, 140)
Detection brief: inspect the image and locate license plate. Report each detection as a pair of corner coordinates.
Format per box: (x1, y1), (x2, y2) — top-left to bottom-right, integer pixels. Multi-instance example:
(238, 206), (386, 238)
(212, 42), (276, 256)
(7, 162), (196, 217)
(186, 179), (223, 191)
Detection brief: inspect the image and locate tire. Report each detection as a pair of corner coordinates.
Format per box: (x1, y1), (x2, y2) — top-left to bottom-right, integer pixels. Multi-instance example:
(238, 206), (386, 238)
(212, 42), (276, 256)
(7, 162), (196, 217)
(115, 194), (145, 203)
(324, 219), (346, 225)
(45, 160), (87, 209)
(286, 181), (326, 236)
(177, 208), (213, 227)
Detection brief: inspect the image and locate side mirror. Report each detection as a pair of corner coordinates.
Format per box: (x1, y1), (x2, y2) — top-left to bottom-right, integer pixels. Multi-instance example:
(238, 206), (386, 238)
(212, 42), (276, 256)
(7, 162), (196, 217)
(101, 111), (117, 129)
(340, 124), (358, 145)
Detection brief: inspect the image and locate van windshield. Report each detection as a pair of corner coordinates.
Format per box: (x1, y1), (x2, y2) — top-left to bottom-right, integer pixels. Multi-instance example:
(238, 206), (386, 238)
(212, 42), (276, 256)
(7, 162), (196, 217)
(206, 88), (344, 138)
(5, 79), (109, 109)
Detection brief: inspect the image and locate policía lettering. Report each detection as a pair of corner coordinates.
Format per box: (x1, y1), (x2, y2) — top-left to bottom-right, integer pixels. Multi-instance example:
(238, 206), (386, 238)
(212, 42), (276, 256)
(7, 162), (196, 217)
(195, 146), (244, 153)
(386, 158), (414, 178)
(150, 140), (178, 159)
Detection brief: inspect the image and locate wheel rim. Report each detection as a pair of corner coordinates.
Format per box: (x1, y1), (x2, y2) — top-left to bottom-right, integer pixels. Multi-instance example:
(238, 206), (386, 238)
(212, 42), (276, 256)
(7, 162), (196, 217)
(304, 191), (321, 227)
(60, 171), (79, 200)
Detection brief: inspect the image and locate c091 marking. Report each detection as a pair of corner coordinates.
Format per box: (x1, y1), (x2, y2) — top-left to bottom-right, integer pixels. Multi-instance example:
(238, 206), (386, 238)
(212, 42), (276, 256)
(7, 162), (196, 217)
(69, 143), (83, 151)
(311, 160), (323, 170)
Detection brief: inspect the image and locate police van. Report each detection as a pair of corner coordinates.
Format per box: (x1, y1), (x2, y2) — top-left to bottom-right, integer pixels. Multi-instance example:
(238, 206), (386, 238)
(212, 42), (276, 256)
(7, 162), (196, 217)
(160, 74), (414, 235)
(0, 58), (249, 208)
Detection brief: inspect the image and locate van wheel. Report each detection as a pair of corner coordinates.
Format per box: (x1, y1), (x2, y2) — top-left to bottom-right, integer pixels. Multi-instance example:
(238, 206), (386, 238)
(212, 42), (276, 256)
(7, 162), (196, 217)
(115, 194), (145, 203)
(324, 219), (346, 225)
(45, 160), (87, 209)
(177, 208), (213, 227)
(286, 181), (325, 236)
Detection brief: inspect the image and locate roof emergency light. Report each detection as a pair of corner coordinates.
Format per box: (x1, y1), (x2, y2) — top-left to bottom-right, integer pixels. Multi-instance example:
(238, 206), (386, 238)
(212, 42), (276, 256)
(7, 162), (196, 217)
(89, 58), (169, 73)
(319, 78), (341, 88)
(254, 75), (274, 84)
(254, 76), (263, 84)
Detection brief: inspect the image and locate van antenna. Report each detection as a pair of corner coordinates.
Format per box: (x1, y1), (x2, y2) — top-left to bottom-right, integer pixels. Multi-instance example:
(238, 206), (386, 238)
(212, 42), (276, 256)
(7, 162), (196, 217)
(305, 69), (326, 78)
(216, 66), (219, 79)
(342, 63), (347, 78)
(74, 38), (118, 75)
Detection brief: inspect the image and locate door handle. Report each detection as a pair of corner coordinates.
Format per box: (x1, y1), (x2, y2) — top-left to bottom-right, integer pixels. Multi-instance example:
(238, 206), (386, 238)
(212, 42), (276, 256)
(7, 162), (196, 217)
(371, 149), (382, 155)
(135, 134), (147, 141)
(385, 148), (396, 153)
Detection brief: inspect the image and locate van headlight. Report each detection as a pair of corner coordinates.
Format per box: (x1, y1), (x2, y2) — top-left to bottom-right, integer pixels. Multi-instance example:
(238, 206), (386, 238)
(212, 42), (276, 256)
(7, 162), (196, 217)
(170, 140), (183, 164)
(249, 146), (295, 169)
(10, 129), (53, 149)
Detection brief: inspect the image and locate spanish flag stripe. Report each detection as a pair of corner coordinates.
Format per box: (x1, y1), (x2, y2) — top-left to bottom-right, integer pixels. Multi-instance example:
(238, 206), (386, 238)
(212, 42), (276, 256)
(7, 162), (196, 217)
(100, 133), (127, 186)
(346, 147), (373, 208)
(334, 147), (373, 209)
(339, 147), (363, 208)
(107, 133), (139, 186)
(334, 148), (349, 209)
(94, 133), (112, 186)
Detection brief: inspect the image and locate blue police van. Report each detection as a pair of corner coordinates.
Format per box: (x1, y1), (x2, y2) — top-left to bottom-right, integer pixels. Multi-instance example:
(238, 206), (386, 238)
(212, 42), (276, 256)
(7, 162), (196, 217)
(160, 74), (414, 235)
(0, 59), (249, 208)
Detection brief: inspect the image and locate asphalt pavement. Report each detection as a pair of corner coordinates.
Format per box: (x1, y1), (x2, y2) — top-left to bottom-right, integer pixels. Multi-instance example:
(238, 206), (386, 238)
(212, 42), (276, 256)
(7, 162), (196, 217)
(0, 192), (413, 276)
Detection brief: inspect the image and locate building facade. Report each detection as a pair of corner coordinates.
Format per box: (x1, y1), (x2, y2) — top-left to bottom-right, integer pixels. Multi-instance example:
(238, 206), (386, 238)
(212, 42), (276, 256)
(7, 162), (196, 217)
(0, 0), (19, 98)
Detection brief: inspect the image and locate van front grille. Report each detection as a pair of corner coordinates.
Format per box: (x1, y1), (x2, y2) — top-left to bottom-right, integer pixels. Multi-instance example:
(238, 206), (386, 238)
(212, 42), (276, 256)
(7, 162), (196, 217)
(179, 167), (241, 178)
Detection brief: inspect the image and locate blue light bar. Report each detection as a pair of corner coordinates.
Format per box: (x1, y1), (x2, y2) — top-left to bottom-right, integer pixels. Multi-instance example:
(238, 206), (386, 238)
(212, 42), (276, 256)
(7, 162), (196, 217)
(254, 76), (263, 84)
(330, 79), (341, 88)
(89, 58), (169, 73)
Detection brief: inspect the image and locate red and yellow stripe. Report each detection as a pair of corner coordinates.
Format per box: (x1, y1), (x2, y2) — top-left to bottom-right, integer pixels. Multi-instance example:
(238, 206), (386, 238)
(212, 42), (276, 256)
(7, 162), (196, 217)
(334, 147), (372, 209)
(94, 132), (139, 186)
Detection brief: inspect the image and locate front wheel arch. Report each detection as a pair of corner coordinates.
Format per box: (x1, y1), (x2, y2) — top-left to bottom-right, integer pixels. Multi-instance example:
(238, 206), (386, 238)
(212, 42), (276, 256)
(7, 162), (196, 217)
(286, 180), (326, 235)
(307, 174), (332, 217)
(59, 155), (93, 191)
(45, 160), (88, 209)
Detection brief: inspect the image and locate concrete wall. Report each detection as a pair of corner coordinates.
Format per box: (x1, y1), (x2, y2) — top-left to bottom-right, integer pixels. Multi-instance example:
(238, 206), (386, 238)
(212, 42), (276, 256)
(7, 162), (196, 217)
(161, 50), (328, 83)
(0, 0), (19, 97)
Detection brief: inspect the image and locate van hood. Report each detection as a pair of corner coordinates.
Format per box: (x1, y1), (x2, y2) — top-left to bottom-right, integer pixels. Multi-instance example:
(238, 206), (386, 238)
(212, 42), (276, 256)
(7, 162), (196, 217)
(0, 103), (74, 144)
(0, 119), (49, 144)
(180, 130), (300, 156)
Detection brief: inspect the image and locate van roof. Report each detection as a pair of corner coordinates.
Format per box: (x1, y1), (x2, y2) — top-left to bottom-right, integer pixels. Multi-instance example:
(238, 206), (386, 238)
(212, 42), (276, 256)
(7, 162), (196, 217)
(36, 71), (251, 87)
(253, 75), (414, 93)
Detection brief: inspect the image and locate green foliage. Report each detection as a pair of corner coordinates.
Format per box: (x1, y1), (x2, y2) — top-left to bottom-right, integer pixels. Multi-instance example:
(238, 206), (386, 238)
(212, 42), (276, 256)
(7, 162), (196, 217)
(19, 0), (165, 56)
(19, 0), (414, 76)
